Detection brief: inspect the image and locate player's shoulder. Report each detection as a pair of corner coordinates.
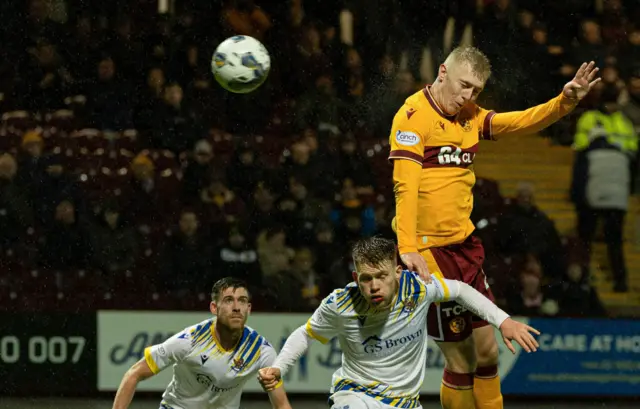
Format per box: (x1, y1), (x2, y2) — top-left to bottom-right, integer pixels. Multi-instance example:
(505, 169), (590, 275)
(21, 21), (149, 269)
(184, 318), (215, 341)
(320, 283), (362, 316)
(393, 89), (436, 123)
(241, 325), (273, 350)
(397, 270), (430, 308)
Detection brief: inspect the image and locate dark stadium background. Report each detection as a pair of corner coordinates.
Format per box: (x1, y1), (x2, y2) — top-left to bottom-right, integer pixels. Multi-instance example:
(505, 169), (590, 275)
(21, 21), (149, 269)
(1, 0), (640, 407)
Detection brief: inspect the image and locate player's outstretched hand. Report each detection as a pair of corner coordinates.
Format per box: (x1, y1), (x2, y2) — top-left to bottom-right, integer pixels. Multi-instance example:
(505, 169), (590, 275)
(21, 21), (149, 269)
(499, 318), (540, 354)
(563, 61), (601, 100)
(258, 367), (282, 392)
(400, 252), (432, 284)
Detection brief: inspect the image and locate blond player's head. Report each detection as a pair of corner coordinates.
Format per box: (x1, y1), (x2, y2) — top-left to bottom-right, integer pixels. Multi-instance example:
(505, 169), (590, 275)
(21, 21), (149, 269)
(210, 277), (252, 331)
(352, 237), (402, 308)
(436, 46), (492, 114)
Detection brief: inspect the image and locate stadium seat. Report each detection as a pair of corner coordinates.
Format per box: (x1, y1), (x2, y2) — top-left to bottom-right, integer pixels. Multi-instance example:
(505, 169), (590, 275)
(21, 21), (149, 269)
(1, 110), (38, 132)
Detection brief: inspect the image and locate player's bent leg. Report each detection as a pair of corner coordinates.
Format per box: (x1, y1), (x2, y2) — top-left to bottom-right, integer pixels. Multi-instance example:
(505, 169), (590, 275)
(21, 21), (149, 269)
(437, 337), (476, 409)
(472, 324), (502, 409)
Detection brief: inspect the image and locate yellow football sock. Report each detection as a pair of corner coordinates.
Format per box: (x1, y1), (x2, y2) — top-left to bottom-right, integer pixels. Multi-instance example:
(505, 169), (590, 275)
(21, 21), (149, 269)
(440, 370), (475, 409)
(474, 365), (503, 409)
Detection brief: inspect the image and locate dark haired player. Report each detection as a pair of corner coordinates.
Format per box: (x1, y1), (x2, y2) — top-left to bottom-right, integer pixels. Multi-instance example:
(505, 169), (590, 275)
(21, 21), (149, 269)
(258, 237), (538, 409)
(112, 277), (292, 409)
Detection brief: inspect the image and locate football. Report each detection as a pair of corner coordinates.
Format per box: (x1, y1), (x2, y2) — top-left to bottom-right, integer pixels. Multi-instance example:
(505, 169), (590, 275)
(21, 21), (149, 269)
(211, 35), (271, 94)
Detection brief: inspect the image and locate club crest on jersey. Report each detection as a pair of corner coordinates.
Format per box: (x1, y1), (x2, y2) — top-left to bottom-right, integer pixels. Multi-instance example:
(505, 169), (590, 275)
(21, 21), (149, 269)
(231, 357), (245, 371)
(403, 299), (416, 313)
(395, 130), (420, 146)
(449, 317), (466, 334)
(460, 119), (473, 132)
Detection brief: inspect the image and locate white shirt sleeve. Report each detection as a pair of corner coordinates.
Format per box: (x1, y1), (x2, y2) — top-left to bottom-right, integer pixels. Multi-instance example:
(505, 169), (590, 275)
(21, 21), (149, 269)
(425, 274), (510, 328)
(272, 325), (312, 376)
(272, 292), (341, 375)
(143, 329), (192, 374)
(303, 291), (341, 343)
(257, 337), (278, 368)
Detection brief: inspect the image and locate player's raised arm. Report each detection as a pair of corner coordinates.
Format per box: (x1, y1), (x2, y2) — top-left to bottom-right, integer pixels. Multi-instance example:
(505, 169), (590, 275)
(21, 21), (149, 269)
(426, 275), (540, 354)
(258, 292), (340, 391)
(388, 111), (431, 280)
(485, 61), (601, 140)
(112, 331), (191, 409)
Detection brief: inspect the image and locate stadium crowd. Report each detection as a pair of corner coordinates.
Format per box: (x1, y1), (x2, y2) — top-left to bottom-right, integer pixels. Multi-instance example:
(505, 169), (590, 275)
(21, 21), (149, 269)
(1, 0), (639, 314)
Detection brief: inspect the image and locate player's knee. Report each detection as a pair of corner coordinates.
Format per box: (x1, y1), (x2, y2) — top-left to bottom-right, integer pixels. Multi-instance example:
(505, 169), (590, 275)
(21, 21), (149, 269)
(438, 337), (477, 374)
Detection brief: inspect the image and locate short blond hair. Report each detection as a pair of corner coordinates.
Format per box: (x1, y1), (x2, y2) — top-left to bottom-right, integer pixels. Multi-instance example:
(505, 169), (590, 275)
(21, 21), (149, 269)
(444, 46), (492, 81)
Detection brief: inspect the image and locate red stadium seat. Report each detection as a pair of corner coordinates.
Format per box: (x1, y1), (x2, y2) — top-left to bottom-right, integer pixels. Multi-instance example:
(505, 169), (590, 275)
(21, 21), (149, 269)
(1, 110), (38, 132)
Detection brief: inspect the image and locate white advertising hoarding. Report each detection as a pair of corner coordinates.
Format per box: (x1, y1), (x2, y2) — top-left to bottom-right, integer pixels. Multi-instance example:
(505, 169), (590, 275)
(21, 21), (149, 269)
(97, 311), (522, 393)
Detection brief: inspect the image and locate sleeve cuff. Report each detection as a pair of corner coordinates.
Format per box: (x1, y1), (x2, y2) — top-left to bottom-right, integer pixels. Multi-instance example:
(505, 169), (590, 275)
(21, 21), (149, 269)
(482, 111), (496, 140)
(144, 347), (160, 374)
(389, 150), (424, 165)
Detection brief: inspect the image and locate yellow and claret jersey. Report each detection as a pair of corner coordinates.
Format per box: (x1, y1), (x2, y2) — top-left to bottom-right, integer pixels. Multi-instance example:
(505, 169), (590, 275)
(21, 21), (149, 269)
(144, 318), (280, 409)
(389, 85), (578, 253)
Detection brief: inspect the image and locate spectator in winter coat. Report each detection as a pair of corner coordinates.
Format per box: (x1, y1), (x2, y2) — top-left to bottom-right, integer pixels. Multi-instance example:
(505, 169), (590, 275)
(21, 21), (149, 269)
(571, 84), (637, 292)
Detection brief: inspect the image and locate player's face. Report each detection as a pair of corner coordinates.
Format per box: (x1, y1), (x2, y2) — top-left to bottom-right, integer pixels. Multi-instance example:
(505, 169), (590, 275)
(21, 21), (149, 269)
(210, 287), (251, 330)
(356, 260), (402, 309)
(438, 63), (486, 114)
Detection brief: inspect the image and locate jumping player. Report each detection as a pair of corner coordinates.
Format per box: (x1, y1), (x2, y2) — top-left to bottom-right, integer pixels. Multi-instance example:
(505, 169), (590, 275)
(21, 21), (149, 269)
(389, 46), (600, 409)
(111, 277), (292, 409)
(257, 237), (539, 409)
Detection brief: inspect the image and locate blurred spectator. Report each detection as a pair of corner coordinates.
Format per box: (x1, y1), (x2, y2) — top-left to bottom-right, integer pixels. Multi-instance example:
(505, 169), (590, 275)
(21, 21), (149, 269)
(620, 29), (640, 78)
(295, 75), (347, 135)
(122, 153), (163, 227)
(330, 179), (376, 241)
(106, 16), (144, 82)
(199, 175), (246, 230)
(64, 15), (103, 85)
(623, 67), (640, 136)
(497, 182), (565, 277)
(571, 84), (637, 292)
(16, 131), (77, 225)
(256, 225), (294, 278)
(161, 210), (213, 293)
(338, 47), (365, 104)
(313, 221), (343, 275)
(289, 24), (332, 94)
(88, 203), (138, 274)
(561, 20), (607, 79)
(505, 256), (559, 317)
(134, 67), (166, 130)
(39, 200), (88, 270)
(86, 57), (134, 130)
(221, 1), (272, 41)
(335, 134), (374, 195)
(265, 247), (322, 311)
(0, 153), (33, 249)
(226, 145), (266, 203)
(19, 41), (72, 110)
(151, 82), (201, 153)
(215, 224), (260, 285)
(247, 182), (278, 239)
(286, 176), (330, 246)
(182, 140), (215, 204)
(548, 263), (607, 317)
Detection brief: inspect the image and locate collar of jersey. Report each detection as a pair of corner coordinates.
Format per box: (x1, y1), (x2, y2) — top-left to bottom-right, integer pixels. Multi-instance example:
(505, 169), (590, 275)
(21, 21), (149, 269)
(423, 85), (457, 121)
(211, 322), (243, 353)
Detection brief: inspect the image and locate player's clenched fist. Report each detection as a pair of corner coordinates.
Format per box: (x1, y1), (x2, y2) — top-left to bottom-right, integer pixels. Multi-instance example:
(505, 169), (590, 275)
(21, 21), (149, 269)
(499, 318), (541, 354)
(400, 252), (432, 284)
(258, 367), (282, 392)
